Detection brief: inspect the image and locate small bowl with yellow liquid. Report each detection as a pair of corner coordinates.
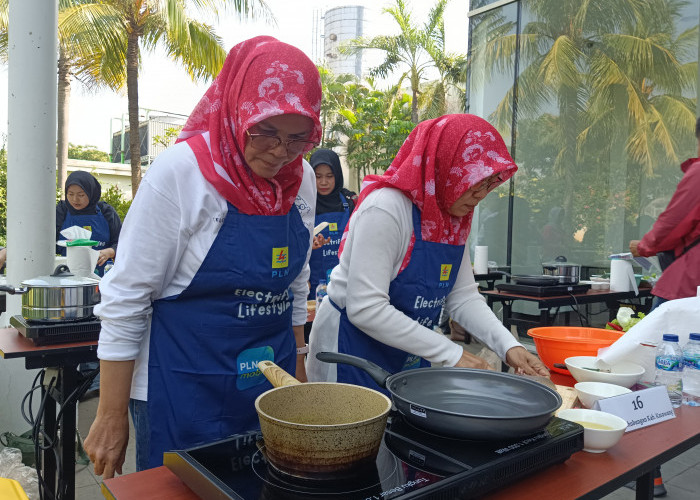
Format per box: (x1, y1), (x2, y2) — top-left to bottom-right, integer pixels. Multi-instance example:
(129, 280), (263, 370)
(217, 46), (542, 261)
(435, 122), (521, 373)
(558, 408), (627, 453)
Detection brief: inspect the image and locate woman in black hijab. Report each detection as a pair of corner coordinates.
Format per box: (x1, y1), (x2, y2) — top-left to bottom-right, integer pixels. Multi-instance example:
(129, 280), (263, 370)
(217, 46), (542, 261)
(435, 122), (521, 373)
(309, 149), (356, 298)
(56, 171), (122, 277)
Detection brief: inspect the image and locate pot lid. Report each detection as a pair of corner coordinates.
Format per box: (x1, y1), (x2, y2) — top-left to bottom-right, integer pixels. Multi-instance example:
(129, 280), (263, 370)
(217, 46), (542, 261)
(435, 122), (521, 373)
(21, 265), (100, 288)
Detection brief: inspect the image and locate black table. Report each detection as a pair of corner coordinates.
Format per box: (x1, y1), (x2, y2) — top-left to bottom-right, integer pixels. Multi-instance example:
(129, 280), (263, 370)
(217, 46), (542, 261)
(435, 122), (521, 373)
(0, 328), (98, 500)
(481, 287), (653, 332)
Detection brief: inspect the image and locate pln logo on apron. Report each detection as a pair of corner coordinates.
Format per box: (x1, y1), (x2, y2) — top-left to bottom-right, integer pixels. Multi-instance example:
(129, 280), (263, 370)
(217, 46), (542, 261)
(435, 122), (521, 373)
(237, 346), (275, 391)
(272, 246), (289, 278)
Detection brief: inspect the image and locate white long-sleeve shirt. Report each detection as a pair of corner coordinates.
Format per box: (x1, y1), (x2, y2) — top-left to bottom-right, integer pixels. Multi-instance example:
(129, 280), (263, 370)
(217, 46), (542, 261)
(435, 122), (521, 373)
(95, 133), (316, 400)
(307, 188), (521, 383)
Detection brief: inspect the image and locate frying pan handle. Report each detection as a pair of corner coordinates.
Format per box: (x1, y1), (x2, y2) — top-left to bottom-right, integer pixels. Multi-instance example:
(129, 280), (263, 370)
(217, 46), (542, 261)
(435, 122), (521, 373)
(315, 352), (392, 389)
(0, 285), (29, 295)
(258, 360), (302, 387)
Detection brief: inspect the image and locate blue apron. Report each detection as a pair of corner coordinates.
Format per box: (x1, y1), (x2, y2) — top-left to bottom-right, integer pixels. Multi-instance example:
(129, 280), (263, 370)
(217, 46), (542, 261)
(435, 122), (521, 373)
(59, 206), (111, 276)
(308, 193), (351, 298)
(145, 136), (310, 467)
(335, 205), (464, 394)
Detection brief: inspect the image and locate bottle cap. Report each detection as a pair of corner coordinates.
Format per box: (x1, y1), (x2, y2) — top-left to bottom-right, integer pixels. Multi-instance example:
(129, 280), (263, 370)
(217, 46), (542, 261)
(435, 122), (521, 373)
(662, 334), (679, 342)
(689, 333), (700, 341)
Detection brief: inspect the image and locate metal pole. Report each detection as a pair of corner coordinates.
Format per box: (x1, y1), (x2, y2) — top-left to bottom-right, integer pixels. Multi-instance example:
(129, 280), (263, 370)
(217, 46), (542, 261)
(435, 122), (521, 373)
(6, 0), (58, 314)
(2, 0), (58, 434)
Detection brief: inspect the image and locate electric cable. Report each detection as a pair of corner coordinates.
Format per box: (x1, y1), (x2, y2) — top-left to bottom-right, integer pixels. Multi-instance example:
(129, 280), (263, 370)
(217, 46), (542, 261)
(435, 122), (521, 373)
(567, 292), (589, 327)
(20, 366), (99, 500)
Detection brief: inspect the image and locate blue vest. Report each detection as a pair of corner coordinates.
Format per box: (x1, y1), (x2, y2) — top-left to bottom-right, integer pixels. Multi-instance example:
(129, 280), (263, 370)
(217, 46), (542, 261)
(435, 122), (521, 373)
(335, 205), (464, 394)
(308, 192), (351, 298)
(146, 200), (309, 467)
(60, 205), (111, 275)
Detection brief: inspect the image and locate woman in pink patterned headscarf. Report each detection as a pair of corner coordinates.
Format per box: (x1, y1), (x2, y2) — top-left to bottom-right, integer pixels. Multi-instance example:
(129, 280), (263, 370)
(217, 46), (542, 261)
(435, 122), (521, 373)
(86, 37), (323, 476)
(308, 115), (549, 389)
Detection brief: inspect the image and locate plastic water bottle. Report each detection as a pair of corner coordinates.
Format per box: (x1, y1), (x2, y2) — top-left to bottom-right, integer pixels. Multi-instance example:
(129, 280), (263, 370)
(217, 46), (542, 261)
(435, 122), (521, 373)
(654, 334), (683, 408)
(315, 279), (328, 310)
(682, 333), (700, 406)
(103, 259), (114, 274)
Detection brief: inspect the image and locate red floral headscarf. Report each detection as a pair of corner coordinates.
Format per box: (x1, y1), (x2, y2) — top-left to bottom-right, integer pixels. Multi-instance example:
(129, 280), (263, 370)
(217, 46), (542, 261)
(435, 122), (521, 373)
(340, 114), (517, 259)
(177, 36), (322, 215)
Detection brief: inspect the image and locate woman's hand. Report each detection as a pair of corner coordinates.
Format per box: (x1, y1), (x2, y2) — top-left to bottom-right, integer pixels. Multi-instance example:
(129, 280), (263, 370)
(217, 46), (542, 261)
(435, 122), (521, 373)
(84, 410), (130, 478)
(312, 234), (331, 250)
(454, 348), (493, 370)
(629, 240), (641, 257)
(84, 360), (134, 478)
(505, 346), (549, 376)
(97, 247), (116, 266)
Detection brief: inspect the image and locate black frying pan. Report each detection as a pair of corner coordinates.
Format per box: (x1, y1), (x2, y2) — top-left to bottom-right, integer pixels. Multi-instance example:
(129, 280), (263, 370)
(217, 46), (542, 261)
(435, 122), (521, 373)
(316, 352), (562, 440)
(492, 270), (562, 286)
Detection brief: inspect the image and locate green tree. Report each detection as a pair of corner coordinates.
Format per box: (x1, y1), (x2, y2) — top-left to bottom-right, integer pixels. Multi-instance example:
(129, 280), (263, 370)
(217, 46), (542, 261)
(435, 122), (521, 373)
(100, 183), (133, 222)
(417, 0), (468, 119)
(60, 0), (274, 197)
(327, 79), (414, 189)
(342, 0), (446, 123)
(68, 143), (111, 161)
(0, 0), (129, 191)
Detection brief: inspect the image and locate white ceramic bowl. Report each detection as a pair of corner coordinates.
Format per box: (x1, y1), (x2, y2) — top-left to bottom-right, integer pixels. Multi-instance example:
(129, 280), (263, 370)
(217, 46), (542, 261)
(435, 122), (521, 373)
(574, 381), (632, 408)
(565, 356), (645, 388)
(558, 408), (627, 453)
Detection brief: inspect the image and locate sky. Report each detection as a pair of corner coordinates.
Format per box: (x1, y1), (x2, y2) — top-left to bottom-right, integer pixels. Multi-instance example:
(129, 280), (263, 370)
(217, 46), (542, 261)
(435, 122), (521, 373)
(0, 0), (469, 154)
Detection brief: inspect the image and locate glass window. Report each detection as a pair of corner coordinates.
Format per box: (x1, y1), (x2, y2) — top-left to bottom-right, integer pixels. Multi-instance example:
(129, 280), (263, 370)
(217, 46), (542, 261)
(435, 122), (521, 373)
(468, 0), (699, 278)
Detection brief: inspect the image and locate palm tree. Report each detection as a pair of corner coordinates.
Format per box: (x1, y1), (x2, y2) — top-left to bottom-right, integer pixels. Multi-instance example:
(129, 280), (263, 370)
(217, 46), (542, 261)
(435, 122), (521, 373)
(473, 0), (695, 234)
(61, 0), (274, 196)
(417, 0), (468, 119)
(56, 0), (128, 191)
(342, 0), (441, 123)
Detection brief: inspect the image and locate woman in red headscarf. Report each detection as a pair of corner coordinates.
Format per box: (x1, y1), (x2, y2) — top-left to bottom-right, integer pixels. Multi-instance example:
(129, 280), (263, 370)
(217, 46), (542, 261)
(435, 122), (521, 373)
(85, 36), (322, 476)
(307, 114), (548, 388)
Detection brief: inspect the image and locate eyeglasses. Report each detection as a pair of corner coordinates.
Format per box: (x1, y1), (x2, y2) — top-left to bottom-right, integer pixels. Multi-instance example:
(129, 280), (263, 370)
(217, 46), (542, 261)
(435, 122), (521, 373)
(245, 130), (318, 155)
(472, 176), (502, 192)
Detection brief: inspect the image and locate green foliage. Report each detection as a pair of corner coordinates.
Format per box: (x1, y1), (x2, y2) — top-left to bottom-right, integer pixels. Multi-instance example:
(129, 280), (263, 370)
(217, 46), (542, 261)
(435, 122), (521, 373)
(68, 143), (109, 161)
(471, 0), (698, 261)
(152, 126), (183, 148)
(321, 73), (415, 190)
(101, 184), (132, 223)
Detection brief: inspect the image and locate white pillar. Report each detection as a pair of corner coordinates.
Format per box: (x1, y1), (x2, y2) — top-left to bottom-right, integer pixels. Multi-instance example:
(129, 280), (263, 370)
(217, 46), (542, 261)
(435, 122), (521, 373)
(1, 0), (58, 436)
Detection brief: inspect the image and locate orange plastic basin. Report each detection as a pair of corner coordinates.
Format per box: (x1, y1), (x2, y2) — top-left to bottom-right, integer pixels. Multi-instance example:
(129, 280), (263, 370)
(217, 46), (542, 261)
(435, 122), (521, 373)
(528, 327), (624, 374)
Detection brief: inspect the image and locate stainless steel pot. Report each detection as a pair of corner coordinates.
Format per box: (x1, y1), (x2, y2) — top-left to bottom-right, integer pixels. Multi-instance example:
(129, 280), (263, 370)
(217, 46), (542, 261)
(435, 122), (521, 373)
(0, 265), (100, 322)
(542, 256), (580, 284)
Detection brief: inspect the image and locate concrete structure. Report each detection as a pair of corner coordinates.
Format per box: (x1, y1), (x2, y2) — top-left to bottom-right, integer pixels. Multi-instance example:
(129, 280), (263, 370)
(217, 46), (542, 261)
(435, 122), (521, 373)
(322, 5), (368, 78)
(66, 158), (135, 199)
(2, 0), (58, 435)
(111, 111), (186, 167)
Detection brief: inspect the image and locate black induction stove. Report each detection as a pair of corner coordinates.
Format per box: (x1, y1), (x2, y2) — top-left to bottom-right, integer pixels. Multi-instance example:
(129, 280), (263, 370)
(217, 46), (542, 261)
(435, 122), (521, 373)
(164, 414), (583, 499)
(496, 283), (591, 297)
(10, 314), (101, 345)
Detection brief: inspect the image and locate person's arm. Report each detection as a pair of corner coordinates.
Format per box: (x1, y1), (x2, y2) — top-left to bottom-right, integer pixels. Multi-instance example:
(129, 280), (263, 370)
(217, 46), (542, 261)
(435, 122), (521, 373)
(637, 165), (700, 255)
(83, 360), (134, 478)
(0, 247), (6, 273)
(343, 191), (465, 366)
(446, 249), (548, 375)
